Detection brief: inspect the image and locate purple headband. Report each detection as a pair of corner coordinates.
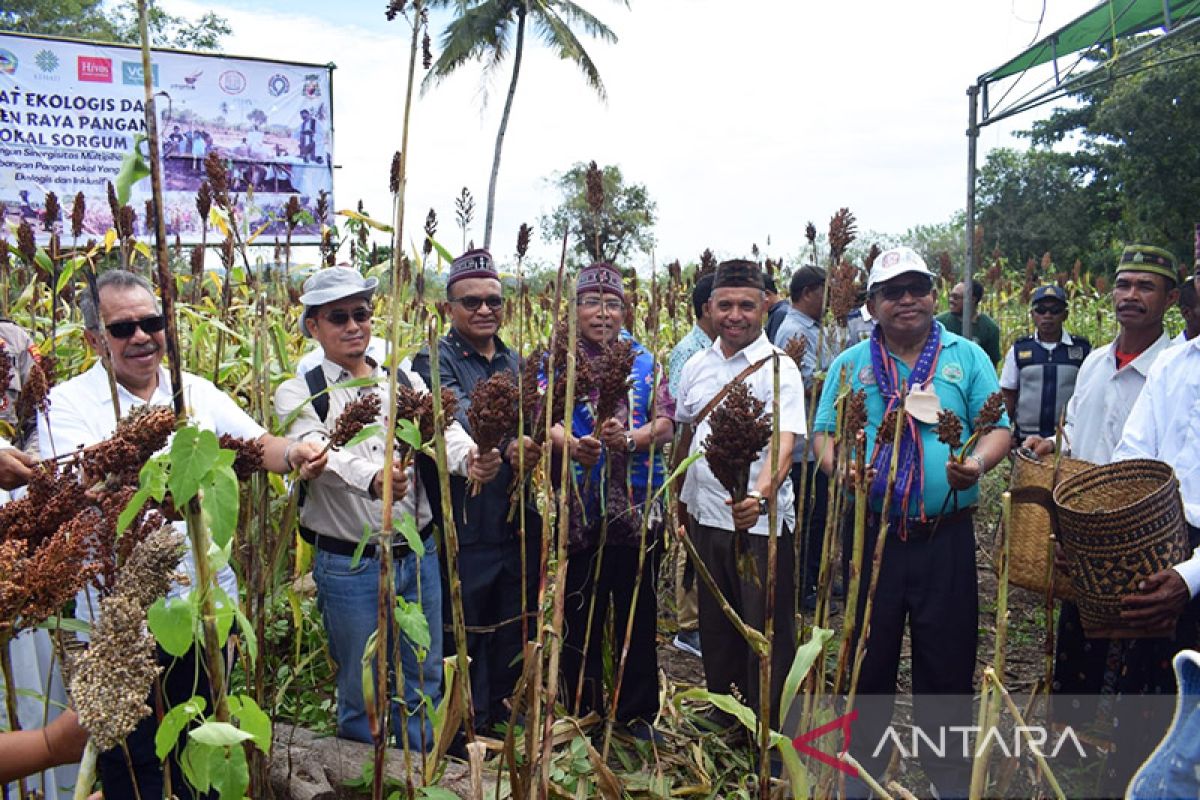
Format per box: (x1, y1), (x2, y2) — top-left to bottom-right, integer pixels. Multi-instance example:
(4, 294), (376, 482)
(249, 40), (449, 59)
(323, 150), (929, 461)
(576, 262), (625, 300)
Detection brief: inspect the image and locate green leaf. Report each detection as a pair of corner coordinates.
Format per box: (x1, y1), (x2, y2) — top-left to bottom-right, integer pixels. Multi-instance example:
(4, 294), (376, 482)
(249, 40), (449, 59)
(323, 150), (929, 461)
(345, 424), (382, 448)
(394, 595), (431, 653)
(336, 208), (393, 232)
(148, 596), (196, 658)
(233, 605), (257, 665)
(37, 616), (91, 635)
(140, 453), (169, 501)
(780, 626), (835, 726)
(181, 738), (213, 792)
(229, 695), (271, 754)
(396, 418), (423, 452)
(394, 513), (425, 557)
(115, 134), (151, 205)
(117, 486), (152, 535)
(188, 721), (255, 747)
(168, 427), (221, 506)
(425, 235), (454, 265)
(200, 459), (240, 549)
(417, 789), (460, 800)
(350, 523), (371, 570)
(156, 696), (206, 760)
(210, 585), (237, 647)
(209, 740), (249, 800)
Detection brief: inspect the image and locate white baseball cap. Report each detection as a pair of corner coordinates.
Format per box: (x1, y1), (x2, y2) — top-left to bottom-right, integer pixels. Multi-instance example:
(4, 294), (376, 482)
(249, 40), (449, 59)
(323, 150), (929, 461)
(867, 246), (934, 291)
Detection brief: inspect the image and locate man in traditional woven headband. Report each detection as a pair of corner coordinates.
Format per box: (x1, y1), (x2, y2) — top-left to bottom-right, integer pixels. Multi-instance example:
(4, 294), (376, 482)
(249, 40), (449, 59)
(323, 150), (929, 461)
(549, 261), (675, 741)
(812, 246), (1010, 798)
(673, 258), (806, 749)
(1025, 243), (1182, 795)
(413, 248), (542, 740)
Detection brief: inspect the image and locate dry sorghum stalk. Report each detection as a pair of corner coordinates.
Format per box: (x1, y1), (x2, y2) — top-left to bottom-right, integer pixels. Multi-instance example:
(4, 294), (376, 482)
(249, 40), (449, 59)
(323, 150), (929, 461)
(702, 381), (773, 514)
(423, 208), (437, 257)
(0, 515), (99, 637)
(70, 593), (159, 751)
(699, 248), (717, 276)
(118, 206), (137, 241)
(114, 525), (186, 611)
(15, 359), (49, 429)
(395, 386), (459, 446)
(327, 393), (382, 450)
(844, 389), (868, 438)
(805, 222), (817, 246)
(218, 434), (266, 480)
(828, 207), (857, 263)
(864, 243), (882, 272)
(42, 192), (60, 233)
(422, 30), (433, 69)
(593, 339), (635, 423)
(204, 152), (230, 208)
(385, 0), (407, 20)
(467, 372), (519, 453)
(106, 182), (120, 231)
(783, 336), (808, 373)
(938, 252), (954, 285)
(70, 192), (86, 239)
(973, 392), (1005, 436)
(0, 465), (88, 550)
(195, 180), (213, 222)
(0, 347), (11, 400)
(876, 407), (901, 449)
(934, 409), (963, 450)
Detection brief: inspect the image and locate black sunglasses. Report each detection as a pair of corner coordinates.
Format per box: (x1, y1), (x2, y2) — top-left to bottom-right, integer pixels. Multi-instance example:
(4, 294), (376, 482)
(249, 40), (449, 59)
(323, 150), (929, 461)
(323, 307), (372, 326)
(874, 276), (934, 302)
(1032, 304), (1066, 315)
(105, 314), (167, 339)
(451, 295), (503, 312)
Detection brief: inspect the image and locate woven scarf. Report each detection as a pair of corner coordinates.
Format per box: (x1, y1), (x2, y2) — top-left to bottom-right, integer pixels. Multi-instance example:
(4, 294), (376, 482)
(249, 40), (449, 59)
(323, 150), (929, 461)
(869, 322), (942, 521)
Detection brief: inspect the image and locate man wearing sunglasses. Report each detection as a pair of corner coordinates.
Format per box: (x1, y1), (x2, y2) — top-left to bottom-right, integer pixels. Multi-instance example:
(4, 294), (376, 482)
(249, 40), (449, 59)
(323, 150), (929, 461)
(413, 249), (541, 740)
(937, 279), (1002, 365)
(812, 246), (1010, 799)
(999, 285), (1091, 440)
(276, 266), (500, 753)
(40, 269), (327, 800)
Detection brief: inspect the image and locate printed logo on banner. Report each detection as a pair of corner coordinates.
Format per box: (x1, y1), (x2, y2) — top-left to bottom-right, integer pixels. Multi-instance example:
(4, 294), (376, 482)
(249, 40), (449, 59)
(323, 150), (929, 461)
(170, 70), (203, 91)
(122, 61), (159, 86)
(77, 56), (113, 82)
(268, 74), (290, 96)
(34, 50), (59, 74)
(219, 70), (246, 94)
(302, 74), (321, 98)
(0, 49), (17, 75)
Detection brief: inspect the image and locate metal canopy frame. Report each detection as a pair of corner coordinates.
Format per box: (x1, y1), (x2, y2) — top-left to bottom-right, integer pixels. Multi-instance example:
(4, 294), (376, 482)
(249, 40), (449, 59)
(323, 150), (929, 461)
(959, 0), (1200, 337)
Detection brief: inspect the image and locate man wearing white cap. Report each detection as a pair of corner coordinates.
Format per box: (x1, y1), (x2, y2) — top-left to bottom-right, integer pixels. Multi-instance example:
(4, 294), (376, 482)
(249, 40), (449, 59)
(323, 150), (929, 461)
(275, 266), (501, 751)
(812, 246), (1010, 798)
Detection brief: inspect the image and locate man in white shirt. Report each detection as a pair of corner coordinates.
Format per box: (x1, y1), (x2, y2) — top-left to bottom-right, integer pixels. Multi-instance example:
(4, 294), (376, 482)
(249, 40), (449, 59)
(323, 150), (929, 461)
(1171, 278), (1198, 345)
(40, 269), (326, 800)
(275, 266), (498, 751)
(999, 285), (1091, 440)
(674, 259), (805, 732)
(1024, 245), (1182, 796)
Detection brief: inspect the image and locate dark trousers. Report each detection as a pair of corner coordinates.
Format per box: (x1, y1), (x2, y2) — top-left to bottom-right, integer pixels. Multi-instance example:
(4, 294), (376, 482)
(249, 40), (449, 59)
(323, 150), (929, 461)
(791, 461), (830, 602)
(1052, 523), (1200, 798)
(561, 537), (661, 725)
(97, 644), (217, 800)
(694, 524), (797, 728)
(449, 540), (538, 732)
(846, 512), (978, 798)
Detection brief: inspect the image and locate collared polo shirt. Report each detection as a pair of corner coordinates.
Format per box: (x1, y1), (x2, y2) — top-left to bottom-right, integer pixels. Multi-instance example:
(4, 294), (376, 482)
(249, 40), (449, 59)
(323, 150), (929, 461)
(1061, 332), (1172, 465)
(813, 324), (1009, 517)
(675, 333), (805, 535)
(1114, 335), (1200, 593)
(40, 362), (265, 623)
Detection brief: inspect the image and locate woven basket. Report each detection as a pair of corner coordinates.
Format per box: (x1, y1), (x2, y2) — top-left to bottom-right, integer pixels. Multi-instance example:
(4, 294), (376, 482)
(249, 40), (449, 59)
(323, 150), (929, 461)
(1007, 449), (1092, 599)
(1053, 459), (1190, 638)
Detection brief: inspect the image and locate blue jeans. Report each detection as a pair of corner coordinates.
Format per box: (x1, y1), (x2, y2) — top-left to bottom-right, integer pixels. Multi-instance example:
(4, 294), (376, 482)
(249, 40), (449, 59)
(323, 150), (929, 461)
(313, 545), (443, 750)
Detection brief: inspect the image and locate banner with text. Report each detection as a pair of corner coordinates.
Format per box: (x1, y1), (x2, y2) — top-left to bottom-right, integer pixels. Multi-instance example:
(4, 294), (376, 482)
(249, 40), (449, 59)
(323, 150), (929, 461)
(0, 32), (333, 243)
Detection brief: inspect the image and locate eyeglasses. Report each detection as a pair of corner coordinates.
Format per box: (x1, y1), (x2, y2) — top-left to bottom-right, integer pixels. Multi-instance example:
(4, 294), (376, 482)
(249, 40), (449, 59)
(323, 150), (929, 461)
(104, 314), (167, 339)
(873, 276), (933, 302)
(577, 296), (625, 313)
(450, 295), (504, 312)
(1032, 304), (1065, 316)
(323, 307), (372, 326)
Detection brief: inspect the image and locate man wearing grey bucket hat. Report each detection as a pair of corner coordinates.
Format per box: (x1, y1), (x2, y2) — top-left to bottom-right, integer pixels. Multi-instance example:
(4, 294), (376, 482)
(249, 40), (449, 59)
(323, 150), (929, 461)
(275, 265), (503, 750)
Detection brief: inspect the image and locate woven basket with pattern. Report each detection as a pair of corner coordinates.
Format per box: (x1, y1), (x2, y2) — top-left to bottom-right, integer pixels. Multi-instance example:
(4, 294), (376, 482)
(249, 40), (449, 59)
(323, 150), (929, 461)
(1053, 459), (1190, 638)
(1007, 449), (1092, 599)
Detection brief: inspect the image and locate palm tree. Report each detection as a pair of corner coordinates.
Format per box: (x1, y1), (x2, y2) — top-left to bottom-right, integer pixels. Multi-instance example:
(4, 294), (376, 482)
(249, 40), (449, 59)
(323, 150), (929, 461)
(423, 0), (625, 249)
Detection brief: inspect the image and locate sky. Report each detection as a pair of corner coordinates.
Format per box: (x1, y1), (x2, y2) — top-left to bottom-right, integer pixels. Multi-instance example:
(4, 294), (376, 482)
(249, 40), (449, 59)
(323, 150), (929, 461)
(161, 0), (1105, 271)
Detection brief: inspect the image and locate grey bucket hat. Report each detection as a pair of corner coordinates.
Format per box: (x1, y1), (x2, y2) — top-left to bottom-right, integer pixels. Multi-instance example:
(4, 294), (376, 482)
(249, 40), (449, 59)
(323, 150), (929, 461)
(299, 266), (378, 337)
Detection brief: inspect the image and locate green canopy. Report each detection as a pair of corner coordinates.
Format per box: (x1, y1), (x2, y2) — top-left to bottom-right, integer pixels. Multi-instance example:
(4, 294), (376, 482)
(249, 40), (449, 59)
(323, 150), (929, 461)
(981, 0), (1200, 83)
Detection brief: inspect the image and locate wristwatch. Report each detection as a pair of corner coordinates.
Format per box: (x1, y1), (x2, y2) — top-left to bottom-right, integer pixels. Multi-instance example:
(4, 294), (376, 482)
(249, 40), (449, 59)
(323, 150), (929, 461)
(624, 432), (637, 453)
(746, 490), (769, 516)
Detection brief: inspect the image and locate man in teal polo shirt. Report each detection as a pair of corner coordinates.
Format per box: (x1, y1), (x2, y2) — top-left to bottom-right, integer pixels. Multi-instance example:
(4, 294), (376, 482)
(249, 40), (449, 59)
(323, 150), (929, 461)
(812, 246), (1010, 798)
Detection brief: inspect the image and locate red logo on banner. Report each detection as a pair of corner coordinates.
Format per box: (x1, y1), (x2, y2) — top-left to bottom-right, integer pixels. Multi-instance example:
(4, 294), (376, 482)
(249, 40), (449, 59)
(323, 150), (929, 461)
(77, 56), (112, 82)
(792, 710), (858, 777)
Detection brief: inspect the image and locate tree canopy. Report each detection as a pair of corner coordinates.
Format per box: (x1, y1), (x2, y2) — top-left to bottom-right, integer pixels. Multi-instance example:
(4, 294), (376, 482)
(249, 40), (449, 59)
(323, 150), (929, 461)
(539, 161), (656, 267)
(2, 0), (230, 51)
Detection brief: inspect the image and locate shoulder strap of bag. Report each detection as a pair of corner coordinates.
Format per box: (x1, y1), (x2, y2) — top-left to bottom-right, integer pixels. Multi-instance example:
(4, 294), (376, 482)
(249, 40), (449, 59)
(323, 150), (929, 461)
(672, 352), (777, 474)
